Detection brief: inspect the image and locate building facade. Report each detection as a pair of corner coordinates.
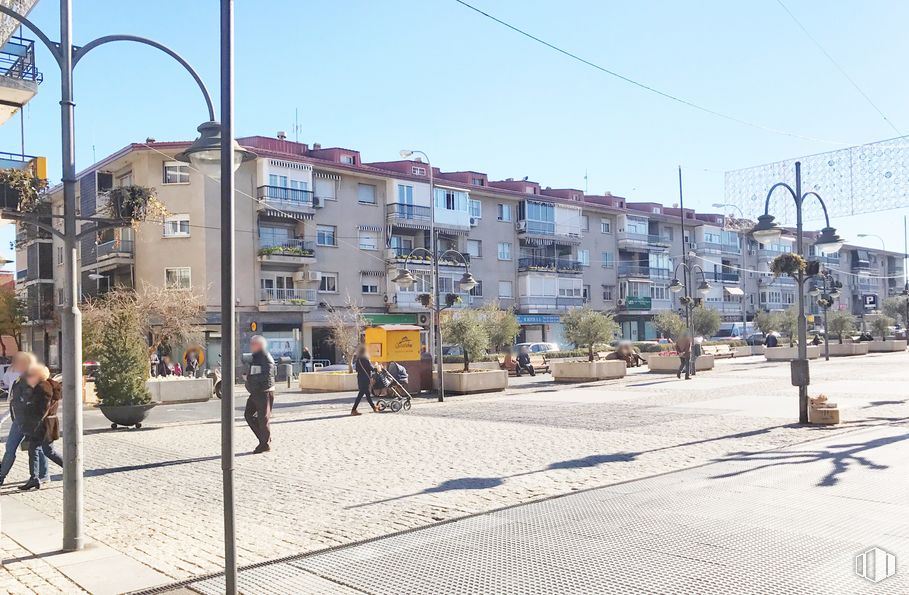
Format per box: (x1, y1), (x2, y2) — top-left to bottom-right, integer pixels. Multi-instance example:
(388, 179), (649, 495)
(15, 133), (907, 370)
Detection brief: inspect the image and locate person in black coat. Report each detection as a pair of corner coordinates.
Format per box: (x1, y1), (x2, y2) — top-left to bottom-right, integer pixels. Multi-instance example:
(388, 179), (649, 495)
(18, 365), (63, 491)
(515, 346), (535, 377)
(352, 344), (377, 415)
(156, 355), (173, 377)
(301, 346), (313, 373)
(244, 336), (276, 453)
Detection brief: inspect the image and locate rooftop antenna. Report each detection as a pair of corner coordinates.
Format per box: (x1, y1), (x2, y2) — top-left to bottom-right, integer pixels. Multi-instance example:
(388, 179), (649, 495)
(294, 108), (303, 143)
(584, 169), (588, 194)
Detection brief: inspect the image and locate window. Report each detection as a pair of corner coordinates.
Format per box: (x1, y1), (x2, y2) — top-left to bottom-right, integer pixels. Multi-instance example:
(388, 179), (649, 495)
(602, 285), (615, 301)
(56, 246), (63, 265)
(163, 214), (190, 237)
(578, 249), (590, 266)
(314, 178), (336, 201)
(341, 154), (356, 165)
(471, 177), (485, 186)
(435, 188), (468, 212)
(165, 267), (191, 290)
(601, 252), (614, 268)
(498, 280), (513, 298)
(469, 199), (482, 218)
(600, 219), (612, 233)
(319, 273), (338, 293)
(651, 207), (661, 214)
(625, 216), (648, 235)
(497, 204), (512, 222)
(466, 239), (482, 258)
(412, 166), (426, 176)
(117, 172), (133, 187)
(357, 184), (376, 204)
(163, 161), (190, 184)
(651, 284), (669, 301)
(581, 215), (589, 232)
(358, 230), (378, 251)
(361, 280), (379, 294)
(663, 227), (673, 241)
(397, 184), (414, 204)
(497, 242), (512, 260)
(57, 288), (64, 305)
(469, 281), (483, 297)
(558, 278), (582, 297)
(317, 225), (337, 246)
(269, 174), (288, 187)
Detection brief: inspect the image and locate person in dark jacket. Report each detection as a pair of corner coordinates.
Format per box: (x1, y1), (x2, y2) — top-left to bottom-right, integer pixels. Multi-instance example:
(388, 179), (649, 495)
(184, 350), (199, 378)
(515, 346), (535, 376)
(352, 344), (377, 415)
(0, 352), (47, 486)
(244, 335), (276, 453)
(676, 332), (692, 380)
(765, 333), (779, 348)
(18, 365), (63, 491)
(156, 355), (173, 377)
(301, 346), (313, 373)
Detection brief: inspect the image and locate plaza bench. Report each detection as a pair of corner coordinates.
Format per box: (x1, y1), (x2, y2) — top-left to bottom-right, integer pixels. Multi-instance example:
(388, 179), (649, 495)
(702, 344), (734, 359)
(500, 355), (551, 375)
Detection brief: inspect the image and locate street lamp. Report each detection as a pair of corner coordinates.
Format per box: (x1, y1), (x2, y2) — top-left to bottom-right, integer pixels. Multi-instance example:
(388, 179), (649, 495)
(809, 270), (842, 361)
(393, 247), (475, 401)
(176, 120), (255, 178)
(749, 161), (844, 423)
(670, 262), (711, 377)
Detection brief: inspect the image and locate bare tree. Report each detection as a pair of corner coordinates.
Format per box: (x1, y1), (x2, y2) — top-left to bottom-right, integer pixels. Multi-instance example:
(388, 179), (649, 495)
(325, 295), (367, 372)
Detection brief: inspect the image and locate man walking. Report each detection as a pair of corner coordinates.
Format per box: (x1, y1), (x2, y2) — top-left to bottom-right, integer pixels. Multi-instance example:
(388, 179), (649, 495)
(244, 335), (276, 453)
(676, 331), (692, 380)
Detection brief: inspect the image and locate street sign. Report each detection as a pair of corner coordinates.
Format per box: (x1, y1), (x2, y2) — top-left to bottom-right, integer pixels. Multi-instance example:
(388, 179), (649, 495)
(863, 294), (879, 310)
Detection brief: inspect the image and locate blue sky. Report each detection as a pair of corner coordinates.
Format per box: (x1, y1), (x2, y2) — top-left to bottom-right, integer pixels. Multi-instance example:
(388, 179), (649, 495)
(3, 0), (909, 268)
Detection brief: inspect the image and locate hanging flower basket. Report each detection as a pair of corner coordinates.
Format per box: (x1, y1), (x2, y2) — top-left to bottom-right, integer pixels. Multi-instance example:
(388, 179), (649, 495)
(417, 293), (433, 307)
(104, 185), (168, 223)
(679, 296), (693, 307)
(770, 253), (806, 278)
(0, 168), (47, 213)
(445, 293), (462, 308)
(816, 296), (833, 309)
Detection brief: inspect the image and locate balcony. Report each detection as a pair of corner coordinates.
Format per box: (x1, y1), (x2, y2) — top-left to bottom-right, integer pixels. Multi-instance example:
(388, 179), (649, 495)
(711, 302), (744, 314)
(0, 37), (42, 126)
(257, 185), (315, 215)
(516, 295), (584, 312)
(389, 246), (469, 267)
(708, 271), (741, 283)
(517, 256), (582, 274)
(258, 238), (316, 264)
(617, 264), (651, 279)
(386, 203), (470, 232)
(389, 290), (470, 312)
(258, 288), (317, 312)
(88, 239), (134, 273)
(699, 242), (741, 255)
(616, 232), (672, 251)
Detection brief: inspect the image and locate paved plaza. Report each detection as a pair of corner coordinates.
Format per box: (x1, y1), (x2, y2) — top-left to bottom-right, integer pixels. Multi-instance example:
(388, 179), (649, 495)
(2, 352), (908, 593)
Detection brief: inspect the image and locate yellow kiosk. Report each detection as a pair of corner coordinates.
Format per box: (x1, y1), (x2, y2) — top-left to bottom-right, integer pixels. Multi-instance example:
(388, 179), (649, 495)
(364, 324), (423, 362)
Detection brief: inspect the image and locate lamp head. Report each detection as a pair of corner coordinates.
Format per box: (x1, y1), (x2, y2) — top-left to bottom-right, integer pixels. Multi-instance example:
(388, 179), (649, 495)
(175, 121), (256, 180)
(814, 226), (844, 255)
(829, 287), (841, 299)
(458, 271), (478, 292)
(750, 214), (782, 243)
(399, 149), (414, 159)
(807, 285), (819, 297)
(392, 268), (415, 288)
(696, 280), (711, 296)
(669, 278), (684, 293)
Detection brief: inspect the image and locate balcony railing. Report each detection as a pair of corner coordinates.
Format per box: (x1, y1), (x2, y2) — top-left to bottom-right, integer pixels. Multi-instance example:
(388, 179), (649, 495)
(96, 240), (134, 258)
(393, 290), (469, 309)
(0, 37), (42, 83)
(258, 238), (315, 258)
(259, 288), (317, 303)
(518, 220), (556, 235)
(708, 271), (741, 283)
(700, 241), (741, 255)
(517, 256), (582, 274)
(390, 246), (470, 266)
(616, 232), (672, 249)
(387, 202), (431, 223)
(617, 264), (650, 278)
(257, 185), (314, 208)
(516, 295), (584, 310)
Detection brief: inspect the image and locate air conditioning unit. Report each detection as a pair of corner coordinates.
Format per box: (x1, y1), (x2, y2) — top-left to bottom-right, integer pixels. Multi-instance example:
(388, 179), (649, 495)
(469, 217), (478, 227)
(292, 271), (308, 283)
(307, 271), (322, 282)
(617, 299), (626, 307)
(516, 220), (527, 232)
(417, 312), (431, 327)
(313, 196), (323, 208)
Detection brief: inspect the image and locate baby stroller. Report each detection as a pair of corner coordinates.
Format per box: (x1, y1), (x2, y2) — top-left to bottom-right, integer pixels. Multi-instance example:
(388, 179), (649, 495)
(372, 361), (412, 413)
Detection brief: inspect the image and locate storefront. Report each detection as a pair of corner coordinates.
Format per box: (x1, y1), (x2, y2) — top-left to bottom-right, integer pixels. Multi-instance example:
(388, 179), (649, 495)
(616, 296), (656, 341)
(516, 314), (564, 346)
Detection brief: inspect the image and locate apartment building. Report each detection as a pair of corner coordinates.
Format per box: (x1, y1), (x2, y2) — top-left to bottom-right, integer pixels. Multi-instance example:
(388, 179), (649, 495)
(15, 133), (906, 370)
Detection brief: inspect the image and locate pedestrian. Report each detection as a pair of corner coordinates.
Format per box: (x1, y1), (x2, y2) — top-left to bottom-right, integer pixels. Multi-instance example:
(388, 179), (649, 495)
(18, 364), (63, 491)
(150, 352), (160, 377)
(691, 335), (703, 377)
(184, 349), (199, 378)
(244, 335), (275, 453)
(352, 344), (378, 416)
(301, 346), (312, 373)
(0, 352), (47, 486)
(676, 332), (692, 380)
(173, 360), (183, 376)
(811, 334), (821, 346)
(765, 332), (778, 348)
(515, 345), (536, 377)
(156, 355), (173, 377)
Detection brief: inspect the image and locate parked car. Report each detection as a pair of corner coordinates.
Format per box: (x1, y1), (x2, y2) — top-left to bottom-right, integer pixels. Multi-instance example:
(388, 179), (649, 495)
(745, 333), (765, 346)
(513, 342), (560, 353)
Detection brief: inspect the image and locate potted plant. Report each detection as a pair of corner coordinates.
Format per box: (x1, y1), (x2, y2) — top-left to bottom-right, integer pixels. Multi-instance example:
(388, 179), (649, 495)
(104, 185), (167, 223)
(417, 293), (433, 308)
(551, 307), (626, 381)
(93, 301), (155, 428)
(0, 168), (47, 212)
(770, 253), (806, 278)
(440, 309), (507, 393)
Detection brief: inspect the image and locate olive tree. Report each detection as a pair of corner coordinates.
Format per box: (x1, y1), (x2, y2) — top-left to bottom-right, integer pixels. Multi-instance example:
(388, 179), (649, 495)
(653, 311), (685, 340)
(480, 301), (520, 353)
(776, 307), (799, 347)
(562, 307), (618, 362)
(882, 296), (908, 326)
(691, 306), (721, 339)
(871, 315), (894, 341)
(753, 310), (777, 335)
(827, 310), (855, 344)
(441, 309), (489, 372)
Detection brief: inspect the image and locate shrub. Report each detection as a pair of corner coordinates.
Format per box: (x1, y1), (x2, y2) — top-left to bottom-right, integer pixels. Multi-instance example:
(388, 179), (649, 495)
(562, 307), (618, 362)
(94, 300), (151, 407)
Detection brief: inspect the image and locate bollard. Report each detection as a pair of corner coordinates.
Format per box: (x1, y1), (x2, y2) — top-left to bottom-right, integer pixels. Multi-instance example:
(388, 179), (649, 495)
(282, 363), (293, 388)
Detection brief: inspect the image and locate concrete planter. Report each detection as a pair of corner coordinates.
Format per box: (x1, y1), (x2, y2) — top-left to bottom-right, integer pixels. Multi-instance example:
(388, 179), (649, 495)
(146, 377), (212, 403)
(648, 354), (715, 373)
(825, 342), (869, 357)
(440, 369), (508, 394)
(749, 345), (766, 356)
(550, 360), (626, 382)
(868, 340), (908, 352)
(299, 372), (358, 392)
(442, 361), (501, 372)
(733, 346), (753, 358)
(765, 346), (821, 361)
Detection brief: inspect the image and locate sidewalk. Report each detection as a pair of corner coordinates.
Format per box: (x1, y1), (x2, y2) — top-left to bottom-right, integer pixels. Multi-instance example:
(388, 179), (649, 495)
(159, 421), (909, 594)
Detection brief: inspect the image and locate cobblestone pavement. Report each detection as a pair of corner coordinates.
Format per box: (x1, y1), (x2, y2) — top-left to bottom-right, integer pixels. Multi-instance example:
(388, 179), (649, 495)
(2, 353), (908, 591)
(0, 534), (86, 594)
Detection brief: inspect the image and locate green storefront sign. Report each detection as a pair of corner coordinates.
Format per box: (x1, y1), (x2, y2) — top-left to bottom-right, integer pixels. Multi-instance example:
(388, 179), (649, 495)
(625, 296), (652, 311)
(364, 313), (418, 325)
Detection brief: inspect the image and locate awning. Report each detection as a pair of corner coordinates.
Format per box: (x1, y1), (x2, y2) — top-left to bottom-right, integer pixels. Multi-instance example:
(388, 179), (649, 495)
(261, 208), (312, 221)
(360, 270), (386, 277)
(357, 224), (383, 232)
(724, 287), (745, 296)
(314, 171), (340, 180)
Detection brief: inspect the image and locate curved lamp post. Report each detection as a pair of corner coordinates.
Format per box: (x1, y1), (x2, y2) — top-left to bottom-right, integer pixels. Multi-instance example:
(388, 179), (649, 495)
(807, 270), (842, 361)
(392, 247), (476, 402)
(749, 161), (844, 424)
(0, 5), (254, 591)
(669, 262), (711, 377)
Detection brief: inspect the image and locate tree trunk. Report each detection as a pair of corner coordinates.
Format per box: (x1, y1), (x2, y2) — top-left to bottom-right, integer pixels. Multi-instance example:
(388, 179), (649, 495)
(838, 333), (843, 345)
(463, 349), (470, 372)
(588, 345), (594, 362)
